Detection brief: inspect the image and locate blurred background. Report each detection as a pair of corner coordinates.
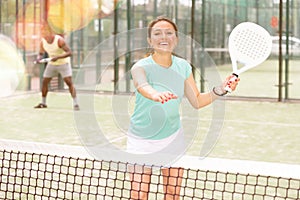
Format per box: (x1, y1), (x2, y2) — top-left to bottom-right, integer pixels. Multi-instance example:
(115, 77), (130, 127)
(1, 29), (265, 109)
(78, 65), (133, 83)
(0, 0), (299, 101)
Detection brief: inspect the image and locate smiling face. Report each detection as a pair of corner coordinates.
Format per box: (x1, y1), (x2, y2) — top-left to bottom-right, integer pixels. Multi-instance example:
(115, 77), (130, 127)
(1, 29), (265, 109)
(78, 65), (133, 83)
(147, 20), (178, 54)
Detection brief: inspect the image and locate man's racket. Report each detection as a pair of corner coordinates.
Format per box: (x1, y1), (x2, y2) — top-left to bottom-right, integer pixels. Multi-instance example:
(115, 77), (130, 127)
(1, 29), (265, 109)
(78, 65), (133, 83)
(33, 58), (52, 64)
(225, 22), (272, 92)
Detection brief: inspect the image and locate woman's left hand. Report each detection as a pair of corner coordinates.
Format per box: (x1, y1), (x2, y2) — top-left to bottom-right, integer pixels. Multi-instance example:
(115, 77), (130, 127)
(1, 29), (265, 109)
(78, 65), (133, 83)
(223, 74), (240, 92)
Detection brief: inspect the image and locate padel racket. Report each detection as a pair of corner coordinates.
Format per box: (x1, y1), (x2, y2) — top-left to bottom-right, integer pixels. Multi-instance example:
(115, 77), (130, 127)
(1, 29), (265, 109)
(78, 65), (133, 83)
(225, 22), (272, 92)
(34, 58), (52, 64)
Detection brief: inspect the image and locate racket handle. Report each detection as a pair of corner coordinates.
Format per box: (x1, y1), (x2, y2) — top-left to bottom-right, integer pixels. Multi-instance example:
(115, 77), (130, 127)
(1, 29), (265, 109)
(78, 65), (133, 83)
(34, 58), (51, 64)
(224, 73), (238, 93)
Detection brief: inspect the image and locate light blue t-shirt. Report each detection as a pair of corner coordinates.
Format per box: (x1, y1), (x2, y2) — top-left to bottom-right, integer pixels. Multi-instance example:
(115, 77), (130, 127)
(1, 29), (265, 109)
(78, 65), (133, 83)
(129, 55), (192, 140)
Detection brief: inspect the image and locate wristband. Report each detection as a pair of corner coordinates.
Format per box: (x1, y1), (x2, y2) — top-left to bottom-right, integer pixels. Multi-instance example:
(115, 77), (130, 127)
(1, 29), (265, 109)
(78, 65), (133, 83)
(213, 87), (227, 96)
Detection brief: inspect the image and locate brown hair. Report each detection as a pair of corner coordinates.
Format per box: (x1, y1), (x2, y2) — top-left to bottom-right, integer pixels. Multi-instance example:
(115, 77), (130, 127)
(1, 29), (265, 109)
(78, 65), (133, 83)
(147, 16), (178, 38)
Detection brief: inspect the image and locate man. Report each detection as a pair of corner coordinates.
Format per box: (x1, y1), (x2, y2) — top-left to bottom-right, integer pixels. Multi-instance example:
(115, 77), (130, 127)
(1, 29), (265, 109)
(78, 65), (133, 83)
(34, 25), (79, 110)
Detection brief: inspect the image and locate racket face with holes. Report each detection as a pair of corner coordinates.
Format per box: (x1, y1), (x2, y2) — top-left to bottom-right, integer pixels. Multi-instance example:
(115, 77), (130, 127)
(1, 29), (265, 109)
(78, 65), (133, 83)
(228, 22), (272, 75)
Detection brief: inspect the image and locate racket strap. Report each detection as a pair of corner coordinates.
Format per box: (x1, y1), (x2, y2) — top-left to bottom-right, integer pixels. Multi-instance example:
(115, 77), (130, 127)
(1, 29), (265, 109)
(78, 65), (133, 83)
(232, 73), (239, 78)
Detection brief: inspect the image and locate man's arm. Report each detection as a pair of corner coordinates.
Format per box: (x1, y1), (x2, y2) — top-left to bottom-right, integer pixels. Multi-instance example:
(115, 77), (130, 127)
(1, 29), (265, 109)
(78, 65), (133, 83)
(51, 37), (72, 61)
(36, 41), (45, 61)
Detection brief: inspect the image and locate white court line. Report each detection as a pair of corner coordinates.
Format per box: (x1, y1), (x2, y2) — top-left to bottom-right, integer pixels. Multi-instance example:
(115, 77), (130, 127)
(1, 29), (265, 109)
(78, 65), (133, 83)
(224, 118), (300, 127)
(181, 116), (300, 127)
(3, 104), (299, 128)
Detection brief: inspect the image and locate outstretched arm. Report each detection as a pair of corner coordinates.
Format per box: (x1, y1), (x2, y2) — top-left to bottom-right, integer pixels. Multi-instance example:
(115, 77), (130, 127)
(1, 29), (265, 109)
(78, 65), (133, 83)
(131, 66), (177, 104)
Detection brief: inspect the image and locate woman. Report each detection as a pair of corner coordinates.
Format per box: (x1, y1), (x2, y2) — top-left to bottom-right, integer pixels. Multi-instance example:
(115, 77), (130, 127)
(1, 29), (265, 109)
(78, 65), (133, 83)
(128, 16), (239, 200)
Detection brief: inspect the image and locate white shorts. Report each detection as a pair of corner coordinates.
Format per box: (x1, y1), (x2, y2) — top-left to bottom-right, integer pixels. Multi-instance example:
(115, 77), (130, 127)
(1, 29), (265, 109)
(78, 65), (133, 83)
(43, 63), (72, 78)
(126, 128), (185, 154)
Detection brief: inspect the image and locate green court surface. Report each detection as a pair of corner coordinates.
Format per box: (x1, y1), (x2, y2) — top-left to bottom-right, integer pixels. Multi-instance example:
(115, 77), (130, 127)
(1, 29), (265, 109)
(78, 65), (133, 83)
(0, 90), (299, 165)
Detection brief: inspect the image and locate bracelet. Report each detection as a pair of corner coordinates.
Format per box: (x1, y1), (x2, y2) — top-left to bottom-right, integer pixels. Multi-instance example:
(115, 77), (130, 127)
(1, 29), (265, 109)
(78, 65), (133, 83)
(212, 87), (227, 96)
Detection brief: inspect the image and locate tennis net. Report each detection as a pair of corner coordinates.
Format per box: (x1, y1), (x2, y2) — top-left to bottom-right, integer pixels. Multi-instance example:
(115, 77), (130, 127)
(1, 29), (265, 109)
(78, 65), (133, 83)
(1, 139), (299, 200)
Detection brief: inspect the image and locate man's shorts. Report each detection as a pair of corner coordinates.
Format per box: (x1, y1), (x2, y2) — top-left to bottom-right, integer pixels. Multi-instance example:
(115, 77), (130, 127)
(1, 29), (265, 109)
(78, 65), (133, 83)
(43, 63), (72, 78)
